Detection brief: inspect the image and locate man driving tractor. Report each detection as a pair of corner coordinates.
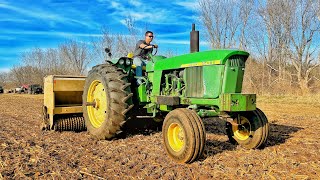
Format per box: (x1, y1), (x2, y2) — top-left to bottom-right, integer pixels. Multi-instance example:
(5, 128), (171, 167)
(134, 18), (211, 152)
(133, 31), (158, 85)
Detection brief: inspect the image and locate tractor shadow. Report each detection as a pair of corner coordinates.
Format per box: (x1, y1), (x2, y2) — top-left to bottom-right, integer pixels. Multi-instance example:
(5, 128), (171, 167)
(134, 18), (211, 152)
(266, 122), (303, 146)
(118, 116), (303, 157)
(202, 117), (237, 157)
(202, 117), (303, 157)
(117, 117), (163, 139)
(115, 106), (165, 139)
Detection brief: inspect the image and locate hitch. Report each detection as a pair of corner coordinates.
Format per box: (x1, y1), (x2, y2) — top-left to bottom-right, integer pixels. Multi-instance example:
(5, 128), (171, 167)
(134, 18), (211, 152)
(85, 101), (96, 107)
(225, 117), (239, 126)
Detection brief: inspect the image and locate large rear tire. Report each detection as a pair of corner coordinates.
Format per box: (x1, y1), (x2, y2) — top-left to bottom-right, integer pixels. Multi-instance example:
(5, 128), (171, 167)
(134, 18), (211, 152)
(226, 108), (269, 149)
(162, 108), (206, 163)
(83, 64), (133, 140)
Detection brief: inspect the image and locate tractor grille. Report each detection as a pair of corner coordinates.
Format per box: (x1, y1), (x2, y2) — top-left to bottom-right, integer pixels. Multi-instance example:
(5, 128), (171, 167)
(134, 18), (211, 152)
(185, 66), (203, 97)
(229, 55), (245, 67)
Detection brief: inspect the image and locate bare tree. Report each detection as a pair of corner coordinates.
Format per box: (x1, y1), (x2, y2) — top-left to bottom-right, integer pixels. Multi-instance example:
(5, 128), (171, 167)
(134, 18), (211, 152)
(91, 16), (139, 64)
(118, 15), (140, 55)
(0, 72), (8, 86)
(198, 0), (254, 49)
(44, 48), (70, 75)
(22, 48), (47, 84)
(239, 1), (255, 50)
(20, 41), (90, 85)
(22, 47), (68, 84)
(284, 0), (320, 93)
(257, 0), (320, 93)
(256, 0), (293, 91)
(59, 40), (92, 75)
(93, 28), (113, 63)
(10, 66), (39, 86)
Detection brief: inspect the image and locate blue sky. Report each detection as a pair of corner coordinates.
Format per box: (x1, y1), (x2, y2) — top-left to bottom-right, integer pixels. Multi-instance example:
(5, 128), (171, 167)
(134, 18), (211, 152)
(0, 0), (209, 72)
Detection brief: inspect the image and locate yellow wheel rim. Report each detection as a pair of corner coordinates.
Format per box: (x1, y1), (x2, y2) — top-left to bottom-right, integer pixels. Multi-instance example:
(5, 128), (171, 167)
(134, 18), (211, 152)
(86, 80), (107, 128)
(232, 116), (251, 141)
(167, 123), (184, 152)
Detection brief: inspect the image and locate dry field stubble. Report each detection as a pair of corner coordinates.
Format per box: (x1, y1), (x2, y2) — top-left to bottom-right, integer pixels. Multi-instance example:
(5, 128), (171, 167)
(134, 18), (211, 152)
(0, 94), (319, 179)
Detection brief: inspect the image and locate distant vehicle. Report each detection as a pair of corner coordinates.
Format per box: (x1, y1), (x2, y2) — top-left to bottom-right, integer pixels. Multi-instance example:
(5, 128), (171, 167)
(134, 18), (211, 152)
(6, 89), (14, 93)
(0, 86), (3, 93)
(28, 84), (43, 94)
(14, 87), (23, 94)
(21, 84), (28, 92)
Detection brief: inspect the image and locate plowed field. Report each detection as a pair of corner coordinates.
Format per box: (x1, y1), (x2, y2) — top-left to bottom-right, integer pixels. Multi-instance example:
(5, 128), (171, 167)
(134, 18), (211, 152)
(0, 94), (319, 179)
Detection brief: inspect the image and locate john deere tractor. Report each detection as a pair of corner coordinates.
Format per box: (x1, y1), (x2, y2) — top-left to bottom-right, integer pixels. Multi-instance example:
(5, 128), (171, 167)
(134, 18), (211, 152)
(80, 25), (269, 163)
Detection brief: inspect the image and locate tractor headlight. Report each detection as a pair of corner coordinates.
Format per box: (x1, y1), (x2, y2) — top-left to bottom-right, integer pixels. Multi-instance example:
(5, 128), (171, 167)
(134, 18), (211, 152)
(119, 59), (124, 65)
(125, 59), (131, 66)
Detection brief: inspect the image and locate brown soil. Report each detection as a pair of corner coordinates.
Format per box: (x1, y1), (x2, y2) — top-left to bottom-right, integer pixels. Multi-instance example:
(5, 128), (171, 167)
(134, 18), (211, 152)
(0, 94), (319, 179)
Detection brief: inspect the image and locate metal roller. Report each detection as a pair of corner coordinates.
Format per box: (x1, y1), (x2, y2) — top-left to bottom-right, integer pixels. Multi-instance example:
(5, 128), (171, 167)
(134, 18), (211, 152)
(54, 115), (86, 132)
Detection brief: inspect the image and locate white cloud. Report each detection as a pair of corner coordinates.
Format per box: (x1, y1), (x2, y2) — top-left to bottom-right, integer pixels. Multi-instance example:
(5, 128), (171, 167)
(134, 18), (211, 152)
(0, 68), (10, 73)
(157, 31), (189, 38)
(0, 3), (57, 20)
(129, 12), (152, 21)
(0, 18), (30, 23)
(0, 35), (16, 40)
(158, 39), (209, 46)
(108, 1), (176, 26)
(110, 1), (121, 8)
(0, 3), (99, 29)
(175, 1), (199, 10)
(128, 0), (142, 7)
(0, 29), (103, 38)
(158, 39), (190, 45)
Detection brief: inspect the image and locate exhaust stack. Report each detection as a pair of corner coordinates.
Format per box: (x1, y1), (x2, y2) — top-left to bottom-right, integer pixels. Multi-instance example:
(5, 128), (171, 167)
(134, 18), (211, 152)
(190, 23), (199, 53)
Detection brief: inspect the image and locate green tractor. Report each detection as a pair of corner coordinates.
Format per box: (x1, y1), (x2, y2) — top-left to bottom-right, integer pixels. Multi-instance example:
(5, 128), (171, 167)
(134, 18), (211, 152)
(82, 25), (269, 163)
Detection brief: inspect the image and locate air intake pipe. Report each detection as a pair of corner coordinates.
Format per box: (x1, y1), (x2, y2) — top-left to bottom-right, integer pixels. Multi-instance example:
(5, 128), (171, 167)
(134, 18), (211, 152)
(190, 23), (199, 53)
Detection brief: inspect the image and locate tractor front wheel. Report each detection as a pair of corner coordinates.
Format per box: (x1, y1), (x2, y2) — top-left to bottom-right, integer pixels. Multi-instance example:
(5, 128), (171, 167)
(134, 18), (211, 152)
(162, 108), (206, 163)
(226, 108), (269, 149)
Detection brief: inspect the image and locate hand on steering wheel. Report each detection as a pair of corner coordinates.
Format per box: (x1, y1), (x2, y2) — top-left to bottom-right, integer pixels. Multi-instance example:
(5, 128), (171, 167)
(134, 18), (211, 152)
(141, 44), (158, 56)
(151, 44), (158, 56)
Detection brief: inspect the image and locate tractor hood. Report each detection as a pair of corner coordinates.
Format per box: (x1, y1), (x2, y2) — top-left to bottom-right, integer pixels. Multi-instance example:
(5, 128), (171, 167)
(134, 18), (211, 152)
(153, 49), (249, 71)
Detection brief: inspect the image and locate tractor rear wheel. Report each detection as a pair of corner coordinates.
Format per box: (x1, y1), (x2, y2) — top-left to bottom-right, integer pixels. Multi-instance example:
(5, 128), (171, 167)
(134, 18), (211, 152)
(82, 64), (133, 140)
(162, 108), (206, 163)
(226, 108), (269, 149)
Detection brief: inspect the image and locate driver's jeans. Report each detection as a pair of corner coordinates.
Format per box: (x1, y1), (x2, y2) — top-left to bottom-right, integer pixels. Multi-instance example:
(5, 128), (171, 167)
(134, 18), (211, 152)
(133, 56), (148, 85)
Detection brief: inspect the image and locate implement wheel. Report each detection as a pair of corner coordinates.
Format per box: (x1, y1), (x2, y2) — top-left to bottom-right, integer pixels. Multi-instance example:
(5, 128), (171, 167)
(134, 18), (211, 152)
(226, 108), (269, 149)
(83, 64), (133, 140)
(41, 105), (50, 130)
(162, 108), (206, 163)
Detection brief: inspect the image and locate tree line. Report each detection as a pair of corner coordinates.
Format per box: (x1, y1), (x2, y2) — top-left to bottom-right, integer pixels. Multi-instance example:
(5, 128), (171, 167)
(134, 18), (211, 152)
(0, 0), (319, 95)
(199, 0), (320, 94)
(0, 40), (92, 89)
(0, 20), (139, 90)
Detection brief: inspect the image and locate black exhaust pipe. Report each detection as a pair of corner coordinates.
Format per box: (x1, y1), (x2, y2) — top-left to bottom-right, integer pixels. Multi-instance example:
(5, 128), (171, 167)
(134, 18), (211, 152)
(190, 23), (199, 53)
